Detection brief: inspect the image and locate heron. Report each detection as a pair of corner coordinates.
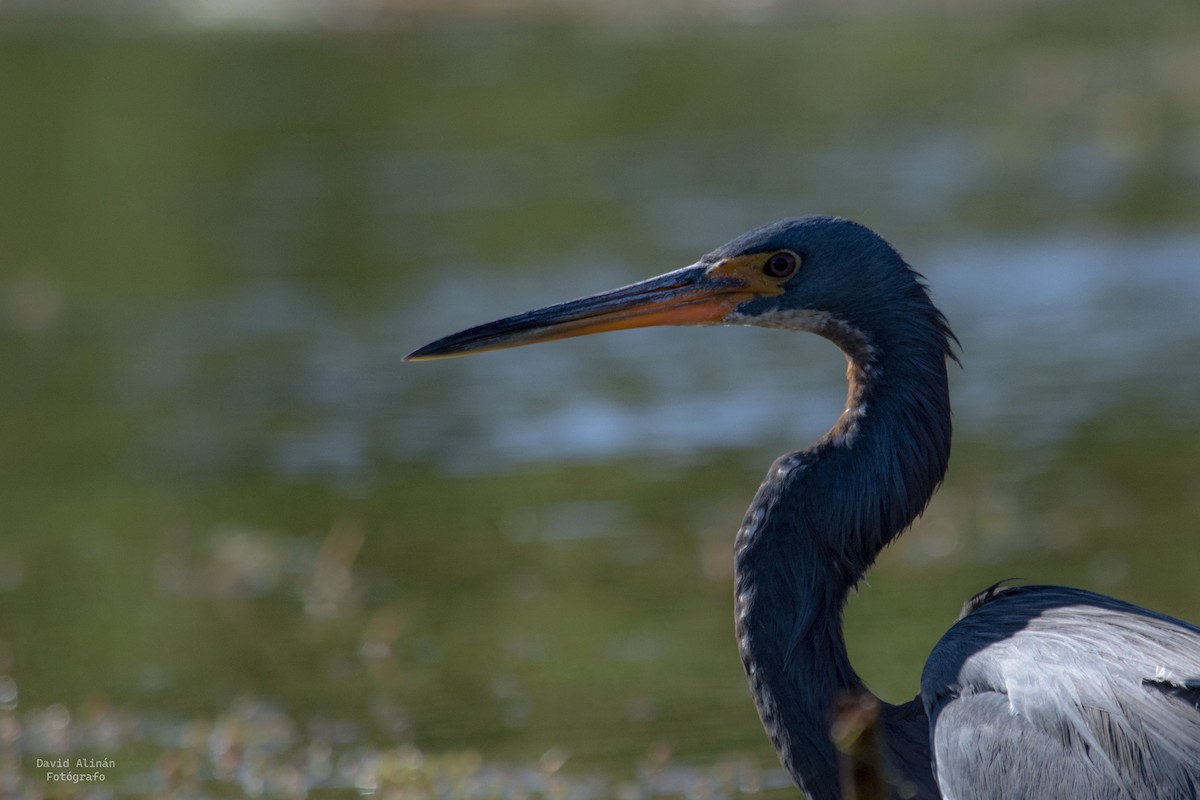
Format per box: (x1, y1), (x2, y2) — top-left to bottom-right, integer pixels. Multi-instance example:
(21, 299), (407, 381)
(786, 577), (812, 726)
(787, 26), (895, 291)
(406, 216), (1200, 799)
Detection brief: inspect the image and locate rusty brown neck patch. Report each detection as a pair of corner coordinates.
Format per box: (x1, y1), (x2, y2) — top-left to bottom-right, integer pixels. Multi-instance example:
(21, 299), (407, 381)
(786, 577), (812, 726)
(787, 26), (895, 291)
(726, 307), (876, 445)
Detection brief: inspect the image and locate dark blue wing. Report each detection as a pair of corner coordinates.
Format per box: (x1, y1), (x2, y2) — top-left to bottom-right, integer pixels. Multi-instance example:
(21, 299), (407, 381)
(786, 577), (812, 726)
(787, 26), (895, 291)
(922, 585), (1200, 799)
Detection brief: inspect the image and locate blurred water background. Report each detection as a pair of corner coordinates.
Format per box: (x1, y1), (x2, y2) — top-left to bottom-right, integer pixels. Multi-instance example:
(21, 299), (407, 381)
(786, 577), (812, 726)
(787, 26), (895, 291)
(2, 0), (1200, 797)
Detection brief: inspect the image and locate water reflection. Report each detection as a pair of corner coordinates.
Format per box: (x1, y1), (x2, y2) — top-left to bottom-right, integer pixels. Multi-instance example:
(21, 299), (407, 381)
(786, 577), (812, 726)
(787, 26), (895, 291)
(127, 230), (1200, 475)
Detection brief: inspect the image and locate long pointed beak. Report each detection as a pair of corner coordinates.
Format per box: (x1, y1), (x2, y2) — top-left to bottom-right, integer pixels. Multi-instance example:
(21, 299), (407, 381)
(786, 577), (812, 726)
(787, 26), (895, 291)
(405, 262), (759, 361)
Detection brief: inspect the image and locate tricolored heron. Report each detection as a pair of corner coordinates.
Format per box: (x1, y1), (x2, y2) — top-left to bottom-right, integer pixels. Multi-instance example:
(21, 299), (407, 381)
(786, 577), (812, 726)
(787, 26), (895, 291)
(407, 217), (1200, 799)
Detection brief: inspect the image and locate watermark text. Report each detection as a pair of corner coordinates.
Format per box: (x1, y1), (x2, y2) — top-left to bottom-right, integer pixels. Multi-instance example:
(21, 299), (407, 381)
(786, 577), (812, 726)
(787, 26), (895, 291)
(36, 757), (114, 783)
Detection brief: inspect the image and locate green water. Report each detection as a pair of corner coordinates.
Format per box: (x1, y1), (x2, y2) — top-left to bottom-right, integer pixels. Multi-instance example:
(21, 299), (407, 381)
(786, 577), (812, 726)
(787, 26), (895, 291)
(2, 4), (1200, 796)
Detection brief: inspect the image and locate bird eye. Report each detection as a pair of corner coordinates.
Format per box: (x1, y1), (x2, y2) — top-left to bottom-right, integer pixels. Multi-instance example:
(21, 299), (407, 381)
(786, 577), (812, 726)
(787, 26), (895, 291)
(763, 251), (799, 279)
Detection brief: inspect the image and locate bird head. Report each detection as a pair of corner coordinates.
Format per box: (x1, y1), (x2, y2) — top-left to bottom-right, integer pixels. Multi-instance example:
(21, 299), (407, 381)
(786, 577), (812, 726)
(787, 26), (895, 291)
(405, 216), (926, 362)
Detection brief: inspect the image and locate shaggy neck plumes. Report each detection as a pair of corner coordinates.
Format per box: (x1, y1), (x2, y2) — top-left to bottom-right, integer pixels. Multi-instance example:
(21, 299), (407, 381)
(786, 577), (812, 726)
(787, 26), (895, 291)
(732, 293), (953, 800)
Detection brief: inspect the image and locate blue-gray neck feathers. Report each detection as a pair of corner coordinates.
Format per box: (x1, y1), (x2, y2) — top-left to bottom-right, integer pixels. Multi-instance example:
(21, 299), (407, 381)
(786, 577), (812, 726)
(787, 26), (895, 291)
(730, 223), (954, 798)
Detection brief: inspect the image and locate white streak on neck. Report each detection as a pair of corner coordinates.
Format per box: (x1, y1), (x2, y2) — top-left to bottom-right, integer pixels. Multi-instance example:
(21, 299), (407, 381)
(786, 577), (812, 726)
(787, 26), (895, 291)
(725, 308), (877, 447)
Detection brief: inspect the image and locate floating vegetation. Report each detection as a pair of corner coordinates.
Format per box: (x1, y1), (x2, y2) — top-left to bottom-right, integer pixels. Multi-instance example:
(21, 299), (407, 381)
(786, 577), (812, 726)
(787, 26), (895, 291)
(2, 693), (792, 799)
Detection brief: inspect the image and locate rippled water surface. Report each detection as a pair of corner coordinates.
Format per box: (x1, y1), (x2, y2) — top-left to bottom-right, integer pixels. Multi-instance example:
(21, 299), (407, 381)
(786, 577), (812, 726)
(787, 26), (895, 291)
(2, 5), (1200, 796)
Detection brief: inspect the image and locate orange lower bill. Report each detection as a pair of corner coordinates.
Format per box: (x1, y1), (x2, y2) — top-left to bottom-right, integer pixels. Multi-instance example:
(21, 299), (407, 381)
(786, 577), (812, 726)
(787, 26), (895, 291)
(405, 263), (758, 361)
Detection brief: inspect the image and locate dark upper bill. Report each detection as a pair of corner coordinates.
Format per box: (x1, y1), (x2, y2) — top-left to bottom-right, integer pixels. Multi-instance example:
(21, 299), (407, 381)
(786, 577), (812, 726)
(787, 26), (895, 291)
(404, 259), (776, 361)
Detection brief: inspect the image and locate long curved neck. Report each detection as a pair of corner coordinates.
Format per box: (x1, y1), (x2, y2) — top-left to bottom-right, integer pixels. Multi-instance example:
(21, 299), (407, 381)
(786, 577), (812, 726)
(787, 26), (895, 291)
(733, 310), (951, 799)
